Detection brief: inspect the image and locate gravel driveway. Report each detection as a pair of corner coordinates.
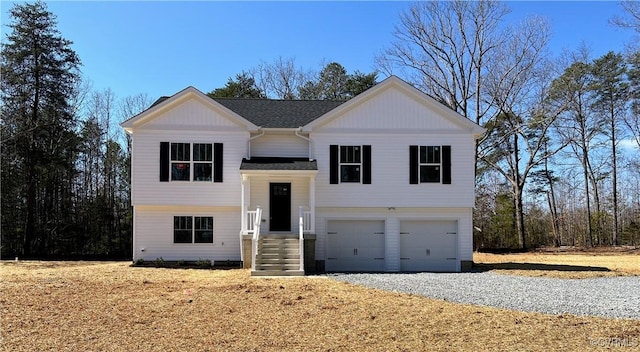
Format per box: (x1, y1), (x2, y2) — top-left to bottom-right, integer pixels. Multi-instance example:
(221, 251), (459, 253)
(329, 272), (640, 320)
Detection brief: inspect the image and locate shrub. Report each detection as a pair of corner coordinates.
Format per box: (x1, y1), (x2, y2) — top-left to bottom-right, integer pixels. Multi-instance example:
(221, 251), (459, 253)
(196, 258), (211, 268)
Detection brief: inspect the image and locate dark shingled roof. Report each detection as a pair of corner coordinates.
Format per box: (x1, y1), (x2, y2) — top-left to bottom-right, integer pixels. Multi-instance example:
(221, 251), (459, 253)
(214, 98), (345, 128)
(240, 157), (317, 171)
(150, 96), (170, 108)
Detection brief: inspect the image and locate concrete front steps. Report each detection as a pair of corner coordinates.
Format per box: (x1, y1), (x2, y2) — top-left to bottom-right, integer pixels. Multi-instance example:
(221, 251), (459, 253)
(251, 235), (304, 277)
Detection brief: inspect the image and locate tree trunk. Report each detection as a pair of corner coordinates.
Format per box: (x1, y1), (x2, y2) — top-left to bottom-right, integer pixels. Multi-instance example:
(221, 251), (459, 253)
(514, 189), (526, 249)
(543, 143), (560, 246)
(24, 48), (40, 257)
(512, 132), (526, 249)
(586, 157), (602, 245)
(582, 153), (593, 246)
(610, 103), (619, 245)
(24, 163), (36, 257)
(547, 192), (560, 246)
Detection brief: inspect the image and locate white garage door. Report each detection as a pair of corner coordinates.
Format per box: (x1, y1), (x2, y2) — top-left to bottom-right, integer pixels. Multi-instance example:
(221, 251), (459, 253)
(326, 220), (385, 272)
(400, 220), (457, 272)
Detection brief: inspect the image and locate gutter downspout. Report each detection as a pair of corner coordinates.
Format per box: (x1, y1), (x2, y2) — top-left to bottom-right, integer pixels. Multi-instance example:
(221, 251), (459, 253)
(295, 127), (312, 160)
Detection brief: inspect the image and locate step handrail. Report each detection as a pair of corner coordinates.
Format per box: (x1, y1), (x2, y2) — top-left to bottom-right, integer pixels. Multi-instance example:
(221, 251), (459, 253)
(251, 206), (262, 272)
(298, 206), (305, 272)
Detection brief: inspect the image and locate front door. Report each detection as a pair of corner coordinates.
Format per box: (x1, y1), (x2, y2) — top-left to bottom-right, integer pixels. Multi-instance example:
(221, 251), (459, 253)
(269, 183), (291, 232)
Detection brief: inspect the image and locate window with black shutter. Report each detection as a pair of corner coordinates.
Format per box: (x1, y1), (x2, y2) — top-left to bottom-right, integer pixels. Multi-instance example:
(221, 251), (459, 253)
(160, 142), (221, 182)
(330, 145), (372, 184)
(410, 145), (451, 184)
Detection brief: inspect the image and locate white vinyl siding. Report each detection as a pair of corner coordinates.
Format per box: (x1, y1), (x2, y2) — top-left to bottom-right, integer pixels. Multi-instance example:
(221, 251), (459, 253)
(133, 206), (240, 262)
(311, 84), (475, 208)
(131, 129), (247, 207)
(384, 218), (400, 272)
(318, 87), (464, 131)
(251, 133), (308, 158)
(246, 176), (310, 232)
(130, 97), (249, 207)
(312, 133), (475, 208)
(140, 98), (246, 130)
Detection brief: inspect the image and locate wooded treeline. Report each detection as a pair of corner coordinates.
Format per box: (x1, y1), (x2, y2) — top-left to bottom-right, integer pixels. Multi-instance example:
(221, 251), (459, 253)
(0, 2), (151, 258)
(376, 1), (640, 250)
(1, 1), (639, 258)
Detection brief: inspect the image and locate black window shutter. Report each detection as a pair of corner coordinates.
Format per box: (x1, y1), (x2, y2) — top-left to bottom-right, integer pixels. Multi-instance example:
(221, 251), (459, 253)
(362, 145), (371, 184)
(442, 145), (451, 184)
(329, 145), (339, 184)
(409, 145), (419, 184)
(214, 143), (223, 183)
(160, 142), (169, 182)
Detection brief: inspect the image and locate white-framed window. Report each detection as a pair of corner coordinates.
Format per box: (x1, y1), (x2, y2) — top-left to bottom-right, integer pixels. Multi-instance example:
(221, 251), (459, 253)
(173, 216), (192, 243)
(173, 216), (214, 244)
(194, 216), (214, 243)
(170, 143), (213, 181)
(340, 145), (361, 183)
(170, 143), (190, 181)
(193, 143), (213, 181)
(419, 146), (441, 183)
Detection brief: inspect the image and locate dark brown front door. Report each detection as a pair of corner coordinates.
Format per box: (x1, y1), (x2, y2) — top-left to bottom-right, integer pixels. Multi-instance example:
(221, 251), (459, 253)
(269, 183), (291, 232)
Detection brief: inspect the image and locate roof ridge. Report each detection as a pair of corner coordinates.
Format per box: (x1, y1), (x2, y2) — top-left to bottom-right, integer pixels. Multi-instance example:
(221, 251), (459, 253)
(212, 98), (346, 128)
(212, 97), (347, 103)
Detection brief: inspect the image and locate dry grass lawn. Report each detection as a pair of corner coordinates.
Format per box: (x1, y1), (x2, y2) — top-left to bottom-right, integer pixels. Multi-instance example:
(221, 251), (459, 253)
(1, 258), (639, 352)
(474, 249), (640, 278)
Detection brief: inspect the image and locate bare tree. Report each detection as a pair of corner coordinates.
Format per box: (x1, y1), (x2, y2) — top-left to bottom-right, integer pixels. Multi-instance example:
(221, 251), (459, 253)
(252, 57), (308, 99)
(478, 16), (565, 249)
(118, 93), (153, 201)
(119, 93), (153, 119)
(119, 93), (152, 126)
(377, 0), (510, 172)
(610, 1), (640, 33)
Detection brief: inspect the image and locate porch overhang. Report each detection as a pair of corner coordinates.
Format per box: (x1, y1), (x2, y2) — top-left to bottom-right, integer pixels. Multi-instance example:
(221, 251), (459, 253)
(239, 157), (319, 176)
(239, 157), (318, 270)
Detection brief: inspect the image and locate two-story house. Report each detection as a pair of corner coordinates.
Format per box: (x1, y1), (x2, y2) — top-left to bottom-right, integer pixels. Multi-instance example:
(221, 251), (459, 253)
(121, 76), (485, 275)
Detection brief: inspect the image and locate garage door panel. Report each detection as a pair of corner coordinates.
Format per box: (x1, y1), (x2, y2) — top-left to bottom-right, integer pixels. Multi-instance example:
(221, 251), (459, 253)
(326, 220), (385, 272)
(400, 220), (457, 272)
(359, 233), (384, 258)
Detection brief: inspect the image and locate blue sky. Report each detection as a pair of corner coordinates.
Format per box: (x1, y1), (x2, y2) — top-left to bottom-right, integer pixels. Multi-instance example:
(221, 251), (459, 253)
(1, 1), (636, 101)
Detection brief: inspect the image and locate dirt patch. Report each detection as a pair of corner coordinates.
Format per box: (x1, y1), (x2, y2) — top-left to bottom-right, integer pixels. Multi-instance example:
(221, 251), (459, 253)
(474, 252), (640, 279)
(1, 261), (638, 351)
(536, 246), (640, 255)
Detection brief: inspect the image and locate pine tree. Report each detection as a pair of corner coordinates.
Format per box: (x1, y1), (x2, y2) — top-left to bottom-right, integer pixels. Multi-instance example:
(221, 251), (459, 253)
(1, 1), (81, 257)
(590, 52), (628, 246)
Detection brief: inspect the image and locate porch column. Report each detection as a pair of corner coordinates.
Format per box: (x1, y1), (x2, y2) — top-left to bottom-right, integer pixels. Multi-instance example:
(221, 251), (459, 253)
(241, 174), (249, 232)
(309, 175), (316, 233)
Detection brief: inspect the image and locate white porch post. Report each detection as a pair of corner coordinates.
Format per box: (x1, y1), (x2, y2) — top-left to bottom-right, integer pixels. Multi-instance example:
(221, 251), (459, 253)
(309, 175), (316, 233)
(240, 175), (247, 263)
(241, 175), (247, 233)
